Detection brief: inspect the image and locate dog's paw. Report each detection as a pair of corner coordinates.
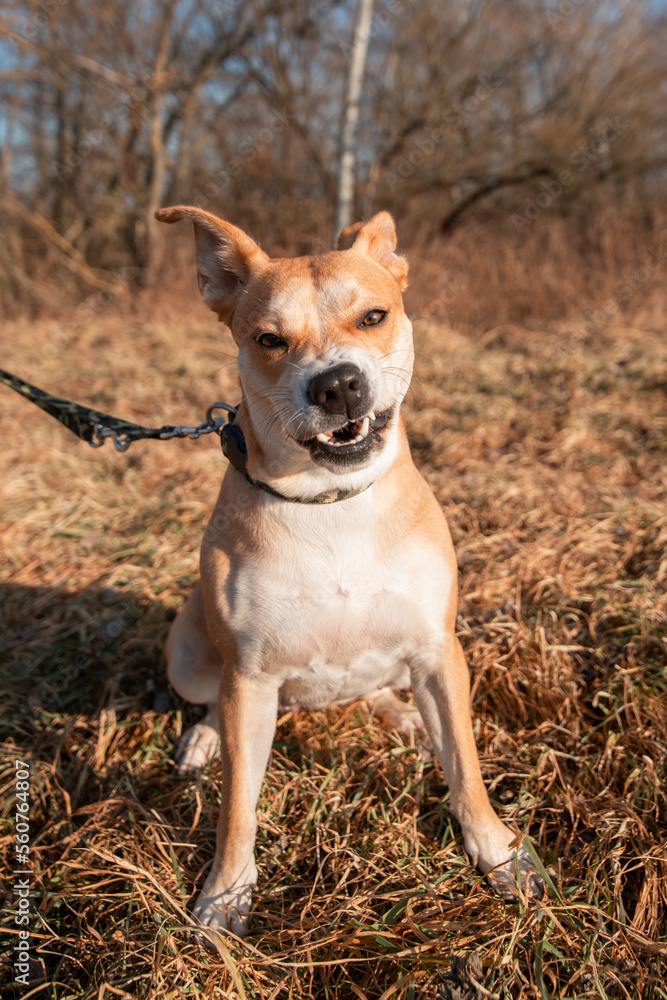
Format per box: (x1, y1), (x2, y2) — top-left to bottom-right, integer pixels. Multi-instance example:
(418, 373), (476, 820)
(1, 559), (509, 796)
(485, 845), (544, 902)
(382, 704), (427, 736)
(415, 734), (435, 763)
(192, 883), (253, 940)
(366, 688), (427, 738)
(176, 722), (220, 776)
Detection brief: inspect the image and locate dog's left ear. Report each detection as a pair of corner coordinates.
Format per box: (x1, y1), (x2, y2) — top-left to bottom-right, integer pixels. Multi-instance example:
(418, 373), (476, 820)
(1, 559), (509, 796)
(337, 212), (409, 291)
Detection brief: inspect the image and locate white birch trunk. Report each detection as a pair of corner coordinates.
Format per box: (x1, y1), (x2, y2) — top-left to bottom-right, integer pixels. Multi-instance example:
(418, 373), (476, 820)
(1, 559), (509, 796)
(334, 0), (375, 244)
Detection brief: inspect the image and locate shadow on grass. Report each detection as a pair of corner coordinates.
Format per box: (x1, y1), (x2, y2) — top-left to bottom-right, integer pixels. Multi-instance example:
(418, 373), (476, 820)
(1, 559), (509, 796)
(0, 581), (176, 720)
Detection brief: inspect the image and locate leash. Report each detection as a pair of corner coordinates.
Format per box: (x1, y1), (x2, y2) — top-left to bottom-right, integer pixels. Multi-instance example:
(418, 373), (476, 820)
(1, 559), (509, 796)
(0, 368), (371, 505)
(0, 367), (235, 451)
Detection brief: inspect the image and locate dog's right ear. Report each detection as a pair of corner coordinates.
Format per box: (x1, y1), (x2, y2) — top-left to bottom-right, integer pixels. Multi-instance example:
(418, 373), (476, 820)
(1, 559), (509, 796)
(156, 206), (267, 321)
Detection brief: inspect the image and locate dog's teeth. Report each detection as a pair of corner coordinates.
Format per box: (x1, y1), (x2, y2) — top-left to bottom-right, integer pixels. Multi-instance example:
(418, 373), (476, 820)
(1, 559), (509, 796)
(368, 410), (376, 422)
(315, 419), (371, 448)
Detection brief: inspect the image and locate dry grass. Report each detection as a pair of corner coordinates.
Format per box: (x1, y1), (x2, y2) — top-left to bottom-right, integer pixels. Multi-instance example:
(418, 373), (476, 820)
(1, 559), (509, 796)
(1, 298), (666, 999)
(400, 201), (667, 335)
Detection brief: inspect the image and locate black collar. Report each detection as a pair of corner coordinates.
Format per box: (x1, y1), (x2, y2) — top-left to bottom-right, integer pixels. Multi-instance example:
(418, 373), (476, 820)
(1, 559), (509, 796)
(220, 414), (373, 505)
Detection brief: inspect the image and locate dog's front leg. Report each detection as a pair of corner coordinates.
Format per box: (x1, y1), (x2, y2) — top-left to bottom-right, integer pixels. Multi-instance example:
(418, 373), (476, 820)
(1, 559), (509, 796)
(410, 636), (543, 899)
(193, 664), (280, 937)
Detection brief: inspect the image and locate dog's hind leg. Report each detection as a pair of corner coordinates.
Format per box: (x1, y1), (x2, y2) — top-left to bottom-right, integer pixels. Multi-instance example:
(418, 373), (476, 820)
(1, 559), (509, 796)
(166, 581), (222, 775)
(364, 686), (426, 737)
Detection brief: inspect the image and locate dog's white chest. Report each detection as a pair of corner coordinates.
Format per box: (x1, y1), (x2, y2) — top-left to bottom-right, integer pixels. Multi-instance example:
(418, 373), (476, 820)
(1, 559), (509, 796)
(223, 496), (451, 706)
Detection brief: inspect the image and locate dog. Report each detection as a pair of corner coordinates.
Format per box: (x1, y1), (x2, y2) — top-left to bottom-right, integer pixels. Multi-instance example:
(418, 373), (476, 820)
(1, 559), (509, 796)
(156, 205), (544, 936)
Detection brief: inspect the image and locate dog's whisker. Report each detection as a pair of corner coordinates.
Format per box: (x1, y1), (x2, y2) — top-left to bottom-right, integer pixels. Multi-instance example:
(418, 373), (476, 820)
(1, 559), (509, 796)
(291, 407), (312, 442)
(259, 403), (294, 442)
(381, 368), (412, 391)
(212, 362), (240, 376)
(283, 361), (307, 374)
(378, 350), (413, 361)
(242, 388), (292, 410)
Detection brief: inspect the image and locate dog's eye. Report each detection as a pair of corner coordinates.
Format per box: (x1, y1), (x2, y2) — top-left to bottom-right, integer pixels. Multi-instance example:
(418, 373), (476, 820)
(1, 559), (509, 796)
(256, 333), (286, 349)
(360, 310), (387, 327)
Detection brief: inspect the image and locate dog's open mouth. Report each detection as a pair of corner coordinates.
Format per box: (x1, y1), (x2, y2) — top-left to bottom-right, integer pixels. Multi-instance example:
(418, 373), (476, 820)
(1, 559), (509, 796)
(296, 407), (393, 468)
(315, 413), (372, 448)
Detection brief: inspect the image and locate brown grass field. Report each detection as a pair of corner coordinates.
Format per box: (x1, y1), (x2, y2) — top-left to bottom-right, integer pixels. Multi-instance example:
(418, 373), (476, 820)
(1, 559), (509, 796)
(1, 295), (666, 998)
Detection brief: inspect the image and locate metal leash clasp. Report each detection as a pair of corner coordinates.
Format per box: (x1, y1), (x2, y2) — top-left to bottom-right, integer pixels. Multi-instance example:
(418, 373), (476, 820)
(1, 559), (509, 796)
(157, 402), (237, 442)
(88, 403), (237, 451)
(205, 402), (237, 428)
(90, 424), (132, 451)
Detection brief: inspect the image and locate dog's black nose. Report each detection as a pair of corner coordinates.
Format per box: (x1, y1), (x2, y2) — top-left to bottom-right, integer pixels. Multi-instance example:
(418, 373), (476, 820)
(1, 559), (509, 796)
(308, 364), (370, 418)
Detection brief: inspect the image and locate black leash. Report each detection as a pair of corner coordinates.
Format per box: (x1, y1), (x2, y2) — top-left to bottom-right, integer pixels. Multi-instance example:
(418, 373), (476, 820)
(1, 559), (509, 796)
(0, 367), (235, 451)
(0, 368), (371, 505)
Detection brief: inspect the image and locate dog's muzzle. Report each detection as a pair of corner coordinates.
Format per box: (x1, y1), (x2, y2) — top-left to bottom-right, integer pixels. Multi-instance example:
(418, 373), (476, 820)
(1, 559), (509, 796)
(291, 363), (392, 471)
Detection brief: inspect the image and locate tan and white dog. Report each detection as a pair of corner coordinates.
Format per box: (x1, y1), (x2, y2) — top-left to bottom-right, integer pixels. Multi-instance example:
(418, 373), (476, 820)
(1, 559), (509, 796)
(157, 205), (543, 936)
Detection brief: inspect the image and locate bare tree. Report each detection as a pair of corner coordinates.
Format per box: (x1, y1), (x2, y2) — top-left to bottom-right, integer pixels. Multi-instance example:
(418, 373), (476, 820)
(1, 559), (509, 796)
(144, 0), (177, 287)
(334, 0), (374, 243)
(0, 0), (666, 318)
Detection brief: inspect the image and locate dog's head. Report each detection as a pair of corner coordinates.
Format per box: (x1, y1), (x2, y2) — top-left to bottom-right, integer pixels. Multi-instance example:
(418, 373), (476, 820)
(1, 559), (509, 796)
(157, 206), (414, 496)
